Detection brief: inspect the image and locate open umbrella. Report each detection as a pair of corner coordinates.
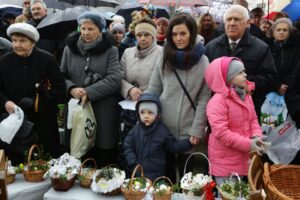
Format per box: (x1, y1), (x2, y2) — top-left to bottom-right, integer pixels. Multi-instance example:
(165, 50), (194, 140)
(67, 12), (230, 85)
(44, 0), (74, 10)
(264, 11), (279, 21)
(137, 0), (207, 7)
(282, 0), (300, 22)
(0, 4), (22, 19)
(116, 2), (170, 28)
(57, 0), (120, 8)
(36, 6), (87, 40)
(36, 6), (113, 40)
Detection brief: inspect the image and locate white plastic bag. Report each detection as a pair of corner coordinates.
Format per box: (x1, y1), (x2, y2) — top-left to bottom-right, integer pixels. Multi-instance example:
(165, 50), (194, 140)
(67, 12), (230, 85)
(67, 98), (80, 129)
(260, 92), (288, 134)
(265, 116), (300, 164)
(70, 101), (96, 158)
(0, 106), (24, 144)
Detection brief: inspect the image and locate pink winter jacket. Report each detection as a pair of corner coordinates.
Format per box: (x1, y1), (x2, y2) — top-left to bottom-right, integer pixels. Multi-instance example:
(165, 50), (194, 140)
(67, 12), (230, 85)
(204, 57), (262, 177)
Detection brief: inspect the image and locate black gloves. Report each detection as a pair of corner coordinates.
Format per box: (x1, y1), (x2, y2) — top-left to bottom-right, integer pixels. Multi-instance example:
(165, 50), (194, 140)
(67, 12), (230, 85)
(19, 98), (34, 111)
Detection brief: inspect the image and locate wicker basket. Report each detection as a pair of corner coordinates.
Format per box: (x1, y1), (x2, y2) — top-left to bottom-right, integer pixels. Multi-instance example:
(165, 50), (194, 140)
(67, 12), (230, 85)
(263, 163), (300, 200)
(96, 164), (123, 196)
(51, 176), (76, 191)
(153, 176), (173, 200)
(5, 173), (16, 185)
(23, 144), (47, 182)
(79, 158), (97, 188)
(121, 164), (152, 200)
(182, 152), (212, 198)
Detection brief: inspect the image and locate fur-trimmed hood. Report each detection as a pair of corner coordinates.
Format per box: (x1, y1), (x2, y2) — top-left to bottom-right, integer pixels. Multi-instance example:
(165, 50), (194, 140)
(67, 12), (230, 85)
(65, 31), (114, 55)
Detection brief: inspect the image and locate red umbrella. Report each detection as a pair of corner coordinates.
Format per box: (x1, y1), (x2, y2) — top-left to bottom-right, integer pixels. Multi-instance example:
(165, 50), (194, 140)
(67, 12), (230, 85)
(264, 11), (279, 21)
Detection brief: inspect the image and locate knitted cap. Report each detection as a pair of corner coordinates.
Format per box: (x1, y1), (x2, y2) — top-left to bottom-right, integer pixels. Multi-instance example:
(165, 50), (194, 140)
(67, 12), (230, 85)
(7, 23), (39, 42)
(135, 22), (157, 39)
(111, 22), (125, 34)
(77, 11), (106, 32)
(139, 102), (158, 117)
(227, 60), (245, 81)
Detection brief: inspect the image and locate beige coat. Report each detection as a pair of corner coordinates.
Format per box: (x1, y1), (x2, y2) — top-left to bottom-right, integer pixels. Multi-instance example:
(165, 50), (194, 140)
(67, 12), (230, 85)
(120, 43), (163, 99)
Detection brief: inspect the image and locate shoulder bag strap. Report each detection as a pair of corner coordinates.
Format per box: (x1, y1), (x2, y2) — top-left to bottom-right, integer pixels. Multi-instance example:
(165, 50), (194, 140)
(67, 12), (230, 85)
(174, 69), (196, 111)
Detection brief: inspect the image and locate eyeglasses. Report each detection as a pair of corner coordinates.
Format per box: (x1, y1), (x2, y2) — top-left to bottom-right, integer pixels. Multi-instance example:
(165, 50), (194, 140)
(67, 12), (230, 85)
(23, 2), (30, 5)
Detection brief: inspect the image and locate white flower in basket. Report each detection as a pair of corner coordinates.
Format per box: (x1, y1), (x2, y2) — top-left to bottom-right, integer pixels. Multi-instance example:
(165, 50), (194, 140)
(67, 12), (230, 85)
(7, 161), (16, 175)
(180, 152), (213, 198)
(44, 153), (81, 180)
(91, 167), (126, 194)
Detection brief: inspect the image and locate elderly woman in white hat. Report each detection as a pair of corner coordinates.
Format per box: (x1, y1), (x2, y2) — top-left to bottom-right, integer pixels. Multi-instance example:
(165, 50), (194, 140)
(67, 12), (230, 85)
(61, 11), (121, 166)
(0, 23), (66, 164)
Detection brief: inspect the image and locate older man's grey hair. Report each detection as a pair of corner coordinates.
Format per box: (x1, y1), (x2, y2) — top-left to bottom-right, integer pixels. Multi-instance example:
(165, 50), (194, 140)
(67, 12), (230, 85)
(30, 0), (47, 9)
(223, 5), (250, 22)
(270, 17), (293, 34)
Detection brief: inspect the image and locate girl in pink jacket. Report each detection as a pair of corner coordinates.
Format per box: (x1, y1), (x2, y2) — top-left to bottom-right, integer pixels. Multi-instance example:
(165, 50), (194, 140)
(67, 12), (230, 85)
(204, 56), (263, 184)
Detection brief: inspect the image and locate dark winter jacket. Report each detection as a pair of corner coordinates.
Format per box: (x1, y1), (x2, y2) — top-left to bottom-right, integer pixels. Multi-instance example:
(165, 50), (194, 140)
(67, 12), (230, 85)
(61, 31), (121, 149)
(123, 93), (192, 180)
(205, 30), (278, 116)
(0, 47), (66, 159)
(268, 34), (300, 85)
(285, 60), (300, 128)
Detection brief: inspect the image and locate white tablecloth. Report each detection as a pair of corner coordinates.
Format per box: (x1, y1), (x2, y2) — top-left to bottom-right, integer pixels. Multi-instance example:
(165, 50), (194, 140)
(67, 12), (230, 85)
(43, 181), (203, 200)
(7, 174), (51, 200)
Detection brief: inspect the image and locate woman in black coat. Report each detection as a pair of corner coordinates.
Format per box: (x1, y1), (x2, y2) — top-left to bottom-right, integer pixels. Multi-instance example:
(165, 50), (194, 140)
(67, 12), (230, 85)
(0, 23), (65, 164)
(268, 17), (300, 96)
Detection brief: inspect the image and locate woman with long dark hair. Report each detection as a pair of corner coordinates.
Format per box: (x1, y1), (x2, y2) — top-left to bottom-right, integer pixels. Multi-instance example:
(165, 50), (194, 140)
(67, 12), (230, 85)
(146, 14), (211, 181)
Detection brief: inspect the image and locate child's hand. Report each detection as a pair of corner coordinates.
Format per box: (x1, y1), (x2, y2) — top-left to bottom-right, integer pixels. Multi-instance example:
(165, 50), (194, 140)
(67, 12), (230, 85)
(190, 136), (200, 145)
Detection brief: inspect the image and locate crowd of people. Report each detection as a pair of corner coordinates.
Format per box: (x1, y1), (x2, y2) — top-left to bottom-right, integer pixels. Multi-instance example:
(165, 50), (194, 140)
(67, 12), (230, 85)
(1, 0), (300, 189)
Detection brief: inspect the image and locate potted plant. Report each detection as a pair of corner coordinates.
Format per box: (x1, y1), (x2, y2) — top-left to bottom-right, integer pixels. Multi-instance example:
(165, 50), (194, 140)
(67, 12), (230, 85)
(91, 165), (125, 195)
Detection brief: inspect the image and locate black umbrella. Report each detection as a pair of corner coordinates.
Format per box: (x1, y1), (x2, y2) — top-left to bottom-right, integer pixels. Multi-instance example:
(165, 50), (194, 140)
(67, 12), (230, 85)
(36, 6), (113, 40)
(44, 0), (73, 10)
(57, 0), (120, 8)
(0, 4), (22, 19)
(116, 2), (170, 28)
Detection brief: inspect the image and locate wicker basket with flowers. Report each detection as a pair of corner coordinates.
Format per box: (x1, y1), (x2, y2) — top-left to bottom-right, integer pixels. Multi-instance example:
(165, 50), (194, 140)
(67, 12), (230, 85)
(180, 152), (215, 200)
(23, 144), (49, 182)
(152, 176), (173, 200)
(217, 172), (250, 200)
(121, 164), (152, 200)
(78, 158), (97, 188)
(44, 153), (81, 191)
(91, 164), (125, 195)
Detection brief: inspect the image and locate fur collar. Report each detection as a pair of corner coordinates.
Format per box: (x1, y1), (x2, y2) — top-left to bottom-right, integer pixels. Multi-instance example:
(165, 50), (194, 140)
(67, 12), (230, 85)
(65, 31), (113, 55)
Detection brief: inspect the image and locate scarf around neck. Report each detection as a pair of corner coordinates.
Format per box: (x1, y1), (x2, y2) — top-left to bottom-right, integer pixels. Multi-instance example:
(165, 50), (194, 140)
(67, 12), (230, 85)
(234, 86), (246, 101)
(170, 43), (205, 70)
(135, 40), (157, 58)
(77, 36), (102, 56)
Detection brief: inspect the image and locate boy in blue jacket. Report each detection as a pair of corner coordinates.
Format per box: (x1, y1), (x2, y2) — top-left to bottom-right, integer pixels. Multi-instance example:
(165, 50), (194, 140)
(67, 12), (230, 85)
(123, 93), (192, 181)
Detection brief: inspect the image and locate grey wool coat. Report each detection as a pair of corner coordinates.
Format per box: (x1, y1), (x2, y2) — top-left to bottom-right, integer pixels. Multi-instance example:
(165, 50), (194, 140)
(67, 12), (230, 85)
(61, 32), (121, 149)
(146, 55), (211, 141)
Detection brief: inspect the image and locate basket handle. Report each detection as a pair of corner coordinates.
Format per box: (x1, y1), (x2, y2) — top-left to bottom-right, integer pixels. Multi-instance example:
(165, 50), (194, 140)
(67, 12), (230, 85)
(80, 158), (97, 171)
(153, 176), (173, 192)
(129, 164), (144, 191)
(230, 172), (242, 197)
(183, 152), (211, 175)
(27, 144), (40, 172)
